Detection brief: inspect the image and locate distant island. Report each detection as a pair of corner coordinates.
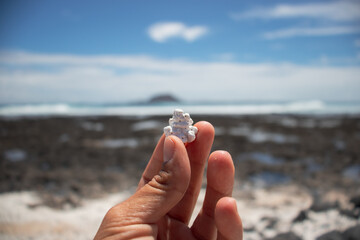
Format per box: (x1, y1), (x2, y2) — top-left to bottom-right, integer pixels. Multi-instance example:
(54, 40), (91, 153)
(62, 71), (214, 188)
(147, 94), (180, 103)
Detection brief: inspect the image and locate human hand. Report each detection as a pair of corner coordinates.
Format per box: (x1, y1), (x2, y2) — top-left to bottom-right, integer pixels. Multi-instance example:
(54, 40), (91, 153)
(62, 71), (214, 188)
(94, 121), (243, 240)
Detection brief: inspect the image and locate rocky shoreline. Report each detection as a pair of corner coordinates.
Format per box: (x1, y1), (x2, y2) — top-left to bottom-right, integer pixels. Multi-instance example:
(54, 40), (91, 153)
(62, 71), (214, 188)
(1, 114), (359, 239)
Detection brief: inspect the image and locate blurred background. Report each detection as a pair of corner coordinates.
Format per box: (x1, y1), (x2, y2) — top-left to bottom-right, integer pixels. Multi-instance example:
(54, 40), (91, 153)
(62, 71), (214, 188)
(0, 0), (360, 239)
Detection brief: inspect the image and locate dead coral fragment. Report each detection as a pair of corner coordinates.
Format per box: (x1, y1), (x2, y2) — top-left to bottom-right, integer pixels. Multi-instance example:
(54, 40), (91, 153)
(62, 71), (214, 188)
(164, 109), (198, 143)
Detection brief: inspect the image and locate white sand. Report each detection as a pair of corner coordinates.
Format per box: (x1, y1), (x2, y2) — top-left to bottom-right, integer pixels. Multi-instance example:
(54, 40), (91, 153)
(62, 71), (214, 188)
(0, 185), (358, 240)
(0, 191), (131, 240)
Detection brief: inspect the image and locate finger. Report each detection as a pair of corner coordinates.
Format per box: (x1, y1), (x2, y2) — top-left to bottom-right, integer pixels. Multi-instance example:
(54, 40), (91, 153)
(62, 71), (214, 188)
(105, 136), (191, 225)
(137, 134), (165, 190)
(168, 121), (215, 224)
(191, 151), (234, 240)
(215, 197), (243, 240)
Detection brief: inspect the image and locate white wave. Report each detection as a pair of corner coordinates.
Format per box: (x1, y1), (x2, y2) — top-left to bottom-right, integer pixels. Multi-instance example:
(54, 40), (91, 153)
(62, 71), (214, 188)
(0, 104), (71, 116)
(0, 100), (359, 117)
(182, 100), (326, 115)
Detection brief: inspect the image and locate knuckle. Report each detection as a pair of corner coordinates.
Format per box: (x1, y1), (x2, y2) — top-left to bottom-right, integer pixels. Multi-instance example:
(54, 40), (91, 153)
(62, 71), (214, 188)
(147, 170), (172, 192)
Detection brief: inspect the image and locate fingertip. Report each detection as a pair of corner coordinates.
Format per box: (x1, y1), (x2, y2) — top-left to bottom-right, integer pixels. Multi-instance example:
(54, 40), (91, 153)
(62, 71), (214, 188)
(194, 120), (214, 129)
(193, 121), (215, 140)
(209, 150), (233, 163)
(208, 150), (234, 175)
(166, 135), (183, 148)
(216, 197), (238, 214)
(215, 197), (243, 240)
(207, 151), (235, 192)
(167, 135), (189, 156)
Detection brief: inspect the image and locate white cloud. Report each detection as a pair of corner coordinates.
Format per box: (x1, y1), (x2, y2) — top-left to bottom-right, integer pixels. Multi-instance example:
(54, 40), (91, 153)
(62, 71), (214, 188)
(264, 26), (360, 39)
(0, 51), (360, 103)
(147, 22), (208, 43)
(230, 1), (360, 41)
(230, 1), (360, 21)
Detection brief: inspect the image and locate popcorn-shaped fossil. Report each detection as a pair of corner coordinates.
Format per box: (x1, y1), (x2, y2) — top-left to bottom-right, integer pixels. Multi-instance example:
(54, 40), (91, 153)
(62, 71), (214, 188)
(164, 109), (198, 143)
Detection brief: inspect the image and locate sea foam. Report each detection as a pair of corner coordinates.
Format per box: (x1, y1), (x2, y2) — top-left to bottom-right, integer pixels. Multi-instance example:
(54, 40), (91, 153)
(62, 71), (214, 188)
(0, 100), (359, 117)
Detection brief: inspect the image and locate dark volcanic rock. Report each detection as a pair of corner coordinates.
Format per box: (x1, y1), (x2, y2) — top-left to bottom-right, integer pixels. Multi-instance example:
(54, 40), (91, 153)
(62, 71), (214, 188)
(310, 193), (339, 212)
(266, 232), (302, 240)
(316, 230), (343, 240)
(316, 225), (360, 240)
(293, 210), (308, 222)
(261, 216), (278, 229)
(1, 114), (360, 209)
(350, 195), (360, 208)
(340, 208), (360, 219)
(343, 225), (360, 240)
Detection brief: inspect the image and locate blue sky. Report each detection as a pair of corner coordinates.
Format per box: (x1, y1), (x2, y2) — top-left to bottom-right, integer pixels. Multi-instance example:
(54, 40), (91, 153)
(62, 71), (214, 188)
(0, 0), (359, 103)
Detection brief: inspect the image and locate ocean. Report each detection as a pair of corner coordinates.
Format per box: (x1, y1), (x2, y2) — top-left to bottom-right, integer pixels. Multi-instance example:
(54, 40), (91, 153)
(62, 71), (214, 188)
(0, 100), (360, 117)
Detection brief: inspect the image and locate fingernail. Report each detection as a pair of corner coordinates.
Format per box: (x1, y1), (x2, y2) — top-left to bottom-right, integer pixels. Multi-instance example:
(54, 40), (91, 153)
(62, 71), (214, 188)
(164, 137), (175, 163)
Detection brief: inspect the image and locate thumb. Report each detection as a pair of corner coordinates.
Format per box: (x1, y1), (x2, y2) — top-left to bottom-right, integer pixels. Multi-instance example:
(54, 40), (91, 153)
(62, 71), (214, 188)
(115, 136), (191, 224)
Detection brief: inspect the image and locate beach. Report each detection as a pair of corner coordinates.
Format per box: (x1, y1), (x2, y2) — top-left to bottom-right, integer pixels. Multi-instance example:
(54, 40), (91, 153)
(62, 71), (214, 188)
(1, 114), (360, 239)
(2, 0), (360, 238)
